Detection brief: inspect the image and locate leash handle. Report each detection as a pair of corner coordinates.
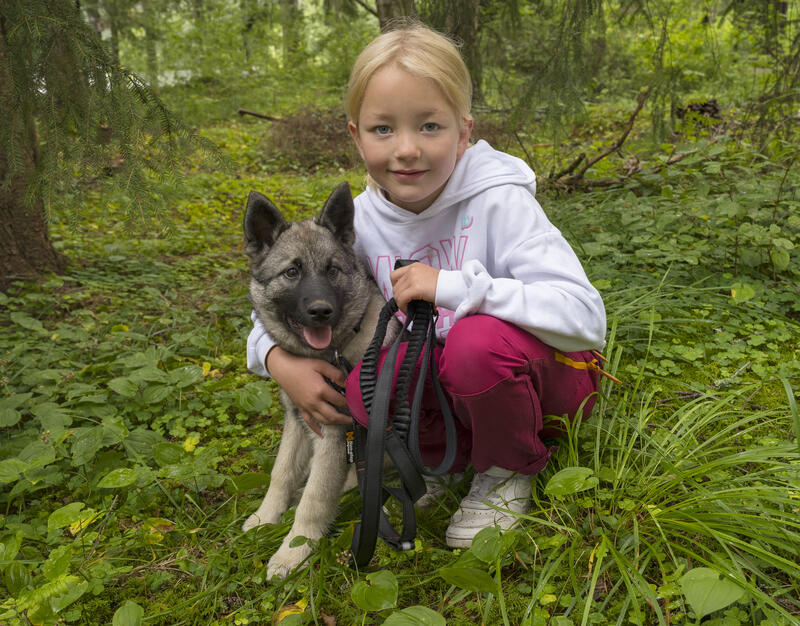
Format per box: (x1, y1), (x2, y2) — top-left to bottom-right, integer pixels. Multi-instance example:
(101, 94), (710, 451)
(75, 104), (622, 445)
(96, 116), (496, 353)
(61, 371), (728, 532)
(351, 260), (458, 568)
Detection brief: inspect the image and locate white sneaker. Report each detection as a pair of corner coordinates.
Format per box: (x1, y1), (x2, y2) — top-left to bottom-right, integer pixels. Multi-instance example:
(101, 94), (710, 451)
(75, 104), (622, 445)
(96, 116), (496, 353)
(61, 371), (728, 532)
(445, 466), (531, 548)
(416, 473), (464, 509)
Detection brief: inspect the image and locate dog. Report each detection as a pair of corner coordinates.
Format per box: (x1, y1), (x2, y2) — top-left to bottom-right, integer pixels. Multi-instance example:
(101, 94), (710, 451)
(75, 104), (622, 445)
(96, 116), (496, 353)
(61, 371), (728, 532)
(241, 182), (393, 579)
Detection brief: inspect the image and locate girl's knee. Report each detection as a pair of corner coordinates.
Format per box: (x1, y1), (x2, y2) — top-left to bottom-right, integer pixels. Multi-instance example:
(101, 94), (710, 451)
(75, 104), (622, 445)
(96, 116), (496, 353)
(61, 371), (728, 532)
(439, 315), (533, 394)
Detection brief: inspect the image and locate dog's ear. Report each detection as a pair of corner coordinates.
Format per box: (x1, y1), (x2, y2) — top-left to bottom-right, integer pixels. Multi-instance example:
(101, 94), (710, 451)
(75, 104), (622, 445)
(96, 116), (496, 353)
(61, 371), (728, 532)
(317, 182), (355, 247)
(244, 191), (288, 256)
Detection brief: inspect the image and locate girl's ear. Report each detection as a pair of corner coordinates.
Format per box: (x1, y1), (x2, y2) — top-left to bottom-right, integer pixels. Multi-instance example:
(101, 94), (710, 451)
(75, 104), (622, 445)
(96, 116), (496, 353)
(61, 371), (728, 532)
(457, 118), (474, 158)
(348, 120), (365, 159)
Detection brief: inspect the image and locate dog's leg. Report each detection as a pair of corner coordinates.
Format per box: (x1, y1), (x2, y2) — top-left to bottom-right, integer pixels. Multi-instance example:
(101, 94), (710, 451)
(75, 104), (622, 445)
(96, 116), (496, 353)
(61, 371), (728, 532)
(242, 403), (312, 531)
(266, 423), (349, 579)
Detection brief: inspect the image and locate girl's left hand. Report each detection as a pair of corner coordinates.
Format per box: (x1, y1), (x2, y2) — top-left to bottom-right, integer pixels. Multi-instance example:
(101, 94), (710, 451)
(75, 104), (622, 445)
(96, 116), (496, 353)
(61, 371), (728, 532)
(390, 262), (440, 314)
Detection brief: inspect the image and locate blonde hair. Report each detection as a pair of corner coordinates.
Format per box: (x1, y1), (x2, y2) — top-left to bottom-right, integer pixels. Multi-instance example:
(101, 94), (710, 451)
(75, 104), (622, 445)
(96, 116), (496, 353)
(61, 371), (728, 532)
(345, 21), (473, 126)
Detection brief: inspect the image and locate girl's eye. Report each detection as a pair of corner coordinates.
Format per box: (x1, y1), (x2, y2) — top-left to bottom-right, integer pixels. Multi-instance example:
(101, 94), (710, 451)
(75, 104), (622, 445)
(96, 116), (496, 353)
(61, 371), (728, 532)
(283, 267), (299, 279)
(422, 122), (439, 132)
(374, 125), (391, 135)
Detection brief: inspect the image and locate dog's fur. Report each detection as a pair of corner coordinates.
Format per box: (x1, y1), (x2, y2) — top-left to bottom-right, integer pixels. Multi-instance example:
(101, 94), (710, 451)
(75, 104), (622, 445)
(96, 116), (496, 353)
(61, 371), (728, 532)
(241, 183), (389, 578)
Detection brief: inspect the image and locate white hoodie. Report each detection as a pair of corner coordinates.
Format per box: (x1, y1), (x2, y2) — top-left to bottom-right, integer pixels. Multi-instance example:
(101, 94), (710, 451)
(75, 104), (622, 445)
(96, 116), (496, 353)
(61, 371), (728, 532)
(247, 140), (606, 377)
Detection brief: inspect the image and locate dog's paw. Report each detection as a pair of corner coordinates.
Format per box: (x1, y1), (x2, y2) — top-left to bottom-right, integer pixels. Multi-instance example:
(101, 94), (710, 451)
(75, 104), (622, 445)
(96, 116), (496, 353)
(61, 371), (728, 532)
(267, 540), (313, 579)
(242, 510), (280, 532)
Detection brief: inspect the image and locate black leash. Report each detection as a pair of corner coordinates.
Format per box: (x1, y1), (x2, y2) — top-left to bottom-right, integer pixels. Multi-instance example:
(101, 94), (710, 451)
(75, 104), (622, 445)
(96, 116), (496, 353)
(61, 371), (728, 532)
(348, 260), (458, 568)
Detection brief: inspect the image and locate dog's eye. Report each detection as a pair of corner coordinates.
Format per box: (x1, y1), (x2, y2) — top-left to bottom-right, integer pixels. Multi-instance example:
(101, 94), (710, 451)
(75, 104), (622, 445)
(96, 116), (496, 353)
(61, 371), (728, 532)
(327, 266), (339, 279)
(283, 267), (299, 280)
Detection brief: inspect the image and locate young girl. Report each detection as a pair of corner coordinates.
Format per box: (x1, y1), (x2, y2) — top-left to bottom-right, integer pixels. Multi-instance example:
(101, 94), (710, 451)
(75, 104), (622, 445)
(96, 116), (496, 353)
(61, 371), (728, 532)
(247, 22), (606, 548)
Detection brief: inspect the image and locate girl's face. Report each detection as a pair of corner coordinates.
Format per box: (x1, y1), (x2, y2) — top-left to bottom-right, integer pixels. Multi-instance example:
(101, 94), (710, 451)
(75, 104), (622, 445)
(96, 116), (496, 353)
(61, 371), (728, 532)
(348, 65), (472, 214)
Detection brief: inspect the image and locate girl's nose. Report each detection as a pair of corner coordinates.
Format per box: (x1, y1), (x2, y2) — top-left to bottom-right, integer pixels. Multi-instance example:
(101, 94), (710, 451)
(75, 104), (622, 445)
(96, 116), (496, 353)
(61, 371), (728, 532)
(395, 132), (420, 160)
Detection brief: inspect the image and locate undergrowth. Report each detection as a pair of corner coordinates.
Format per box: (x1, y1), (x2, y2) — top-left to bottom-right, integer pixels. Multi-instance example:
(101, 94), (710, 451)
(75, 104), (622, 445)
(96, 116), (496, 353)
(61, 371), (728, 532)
(1, 118), (799, 625)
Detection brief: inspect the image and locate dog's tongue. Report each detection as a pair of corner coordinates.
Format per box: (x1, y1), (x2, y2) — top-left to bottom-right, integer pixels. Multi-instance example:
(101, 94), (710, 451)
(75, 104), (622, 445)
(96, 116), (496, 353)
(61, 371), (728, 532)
(303, 326), (332, 350)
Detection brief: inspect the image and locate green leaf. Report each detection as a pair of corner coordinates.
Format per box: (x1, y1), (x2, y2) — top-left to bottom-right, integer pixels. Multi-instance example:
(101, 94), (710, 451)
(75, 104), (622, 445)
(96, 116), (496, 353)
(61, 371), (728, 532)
(48, 502), (86, 531)
(71, 427), (104, 465)
(0, 393), (32, 411)
(350, 570), (399, 611)
(101, 415), (129, 445)
(770, 247), (790, 270)
(0, 408), (21, 428)
(49, 577), (89, 612)
(225, 472), (269, 494)
(3, 561), (32, 596)
(438, 566), (496, 593)
(168, 365), (203, 388)
(470, 526), (503, 563)
(43, 545), (72, 581)
(383, 605), (447, 625)
(544, 467), (599, 497)
(141, 383), (172, 405)
(18, 440), (56, 470)
(0, 531), (24, 562)
(108, 377), (139, 397)
(0, 458), (28, 484)
(31, 402), (73, 431)
(124, 427), (166, 460)
(153, 442), (189, 466)
(730, 283), (755, 302)
(112, 600), (144, 626)
(98, 468), (139, 489)
(10, 312), (45, 332)
(235, 383), (273, 413)
(679, 567), (745, 619)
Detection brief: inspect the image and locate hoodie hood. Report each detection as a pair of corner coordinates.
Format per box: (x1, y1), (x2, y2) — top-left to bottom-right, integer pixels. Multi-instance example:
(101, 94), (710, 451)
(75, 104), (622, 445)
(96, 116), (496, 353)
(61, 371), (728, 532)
(363, 140), (537, 222)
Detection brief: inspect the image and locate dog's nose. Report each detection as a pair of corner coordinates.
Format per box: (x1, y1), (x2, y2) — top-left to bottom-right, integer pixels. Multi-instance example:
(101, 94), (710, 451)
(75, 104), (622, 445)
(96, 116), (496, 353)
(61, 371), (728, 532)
(307, 301), (334, 322)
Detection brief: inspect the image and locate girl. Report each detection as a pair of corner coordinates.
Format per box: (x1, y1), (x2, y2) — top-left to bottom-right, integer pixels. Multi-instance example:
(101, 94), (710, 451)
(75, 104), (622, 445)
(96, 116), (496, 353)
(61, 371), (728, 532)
(247, 22), (606, 548)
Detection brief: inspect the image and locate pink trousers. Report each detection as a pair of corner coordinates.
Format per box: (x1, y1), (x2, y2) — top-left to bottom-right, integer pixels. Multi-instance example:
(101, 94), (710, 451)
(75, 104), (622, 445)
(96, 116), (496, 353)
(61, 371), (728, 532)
(345, 315), (599, 475)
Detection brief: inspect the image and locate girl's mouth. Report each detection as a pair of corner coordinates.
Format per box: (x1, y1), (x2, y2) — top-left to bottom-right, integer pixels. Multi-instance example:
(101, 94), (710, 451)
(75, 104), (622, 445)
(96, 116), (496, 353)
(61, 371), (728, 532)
(391, 169), (426, 181)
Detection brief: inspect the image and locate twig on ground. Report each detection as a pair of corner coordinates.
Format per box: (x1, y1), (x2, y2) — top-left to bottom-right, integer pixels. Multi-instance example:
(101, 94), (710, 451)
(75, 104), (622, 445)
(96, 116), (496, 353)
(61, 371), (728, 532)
(237, 108), (283, 121)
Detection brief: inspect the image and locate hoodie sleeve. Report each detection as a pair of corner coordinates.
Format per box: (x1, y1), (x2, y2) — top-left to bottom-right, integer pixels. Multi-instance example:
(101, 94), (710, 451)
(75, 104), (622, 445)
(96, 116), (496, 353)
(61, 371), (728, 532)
(434, 187), (606, 352)
(247, 310), (277, 378)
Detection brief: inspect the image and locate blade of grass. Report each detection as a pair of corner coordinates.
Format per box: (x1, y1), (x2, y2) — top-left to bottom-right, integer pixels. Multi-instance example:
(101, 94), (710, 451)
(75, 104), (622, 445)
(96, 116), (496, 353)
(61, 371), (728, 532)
(779, 375), (800, 453)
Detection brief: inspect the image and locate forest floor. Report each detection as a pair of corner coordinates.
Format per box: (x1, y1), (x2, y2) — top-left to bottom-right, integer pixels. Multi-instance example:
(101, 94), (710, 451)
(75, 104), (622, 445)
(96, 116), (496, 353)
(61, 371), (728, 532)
(1, 112), (799, 625)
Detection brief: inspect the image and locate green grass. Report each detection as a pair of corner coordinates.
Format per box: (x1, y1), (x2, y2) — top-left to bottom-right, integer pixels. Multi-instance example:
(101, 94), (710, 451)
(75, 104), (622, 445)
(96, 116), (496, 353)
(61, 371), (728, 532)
(1, 118), (799, 625)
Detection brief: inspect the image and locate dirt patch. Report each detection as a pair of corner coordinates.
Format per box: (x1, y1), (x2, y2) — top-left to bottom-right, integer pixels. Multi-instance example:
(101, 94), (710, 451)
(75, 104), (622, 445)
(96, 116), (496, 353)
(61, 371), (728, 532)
(263, 108), (360, 170)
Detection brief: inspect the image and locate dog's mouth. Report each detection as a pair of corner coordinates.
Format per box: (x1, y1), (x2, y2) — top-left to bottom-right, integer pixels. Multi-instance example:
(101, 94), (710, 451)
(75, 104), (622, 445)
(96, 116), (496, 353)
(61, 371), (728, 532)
(288, 319), (332, 350)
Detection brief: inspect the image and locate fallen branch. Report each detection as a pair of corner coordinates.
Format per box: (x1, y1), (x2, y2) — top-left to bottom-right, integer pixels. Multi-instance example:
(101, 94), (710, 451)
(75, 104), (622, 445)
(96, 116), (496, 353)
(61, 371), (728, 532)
(237, 108), (283, 122)
(550, 87), (651, 189)
(553, 152), (586, 180)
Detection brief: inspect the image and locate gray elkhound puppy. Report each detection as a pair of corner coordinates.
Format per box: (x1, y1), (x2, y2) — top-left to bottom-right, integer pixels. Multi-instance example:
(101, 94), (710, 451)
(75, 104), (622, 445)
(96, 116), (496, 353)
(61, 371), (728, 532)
(241, 182), (390, 578)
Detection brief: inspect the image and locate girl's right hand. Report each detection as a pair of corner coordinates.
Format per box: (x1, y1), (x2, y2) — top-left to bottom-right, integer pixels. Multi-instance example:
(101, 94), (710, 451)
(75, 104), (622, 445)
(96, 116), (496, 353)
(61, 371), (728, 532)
(266, 346), (350, 436)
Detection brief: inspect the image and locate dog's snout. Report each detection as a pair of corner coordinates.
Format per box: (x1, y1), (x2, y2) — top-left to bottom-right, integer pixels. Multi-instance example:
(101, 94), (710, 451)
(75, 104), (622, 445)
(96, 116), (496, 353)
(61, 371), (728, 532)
(307, 300), (334, 322)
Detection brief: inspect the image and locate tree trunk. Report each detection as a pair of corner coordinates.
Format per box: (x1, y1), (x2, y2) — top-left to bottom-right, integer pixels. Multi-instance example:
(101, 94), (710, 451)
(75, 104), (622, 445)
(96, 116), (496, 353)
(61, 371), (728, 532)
(0, 21), (64, 290)
(281, 0), (302, 66)
(376, 0), (416, 31)
(0, 151), (66, 290)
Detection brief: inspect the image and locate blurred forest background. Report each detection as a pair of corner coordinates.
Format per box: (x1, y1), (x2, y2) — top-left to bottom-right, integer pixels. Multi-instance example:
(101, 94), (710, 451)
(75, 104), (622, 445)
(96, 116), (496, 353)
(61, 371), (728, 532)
(1, 1), (799, 625)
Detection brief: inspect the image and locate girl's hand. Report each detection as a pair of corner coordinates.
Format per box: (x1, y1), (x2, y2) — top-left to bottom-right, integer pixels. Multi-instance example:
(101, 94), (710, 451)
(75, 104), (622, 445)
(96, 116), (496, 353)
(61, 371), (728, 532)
(390, 262), (440, 314)
(266, 346), (350, 436)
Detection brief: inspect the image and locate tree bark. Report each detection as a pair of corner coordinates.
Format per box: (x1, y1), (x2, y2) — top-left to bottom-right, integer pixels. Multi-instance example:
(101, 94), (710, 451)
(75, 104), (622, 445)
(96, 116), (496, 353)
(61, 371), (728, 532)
(0, 18), (65, 289)
(0, 146), (66, 290)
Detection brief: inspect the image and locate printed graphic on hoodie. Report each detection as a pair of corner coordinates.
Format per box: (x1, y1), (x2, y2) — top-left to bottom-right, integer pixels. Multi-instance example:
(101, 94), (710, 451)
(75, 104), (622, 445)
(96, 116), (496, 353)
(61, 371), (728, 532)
(364, 230), (472, 335)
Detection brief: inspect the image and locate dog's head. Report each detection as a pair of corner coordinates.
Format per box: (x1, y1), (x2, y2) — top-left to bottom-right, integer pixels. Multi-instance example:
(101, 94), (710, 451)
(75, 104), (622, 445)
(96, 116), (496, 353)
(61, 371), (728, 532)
(244, 183), (368, 355)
